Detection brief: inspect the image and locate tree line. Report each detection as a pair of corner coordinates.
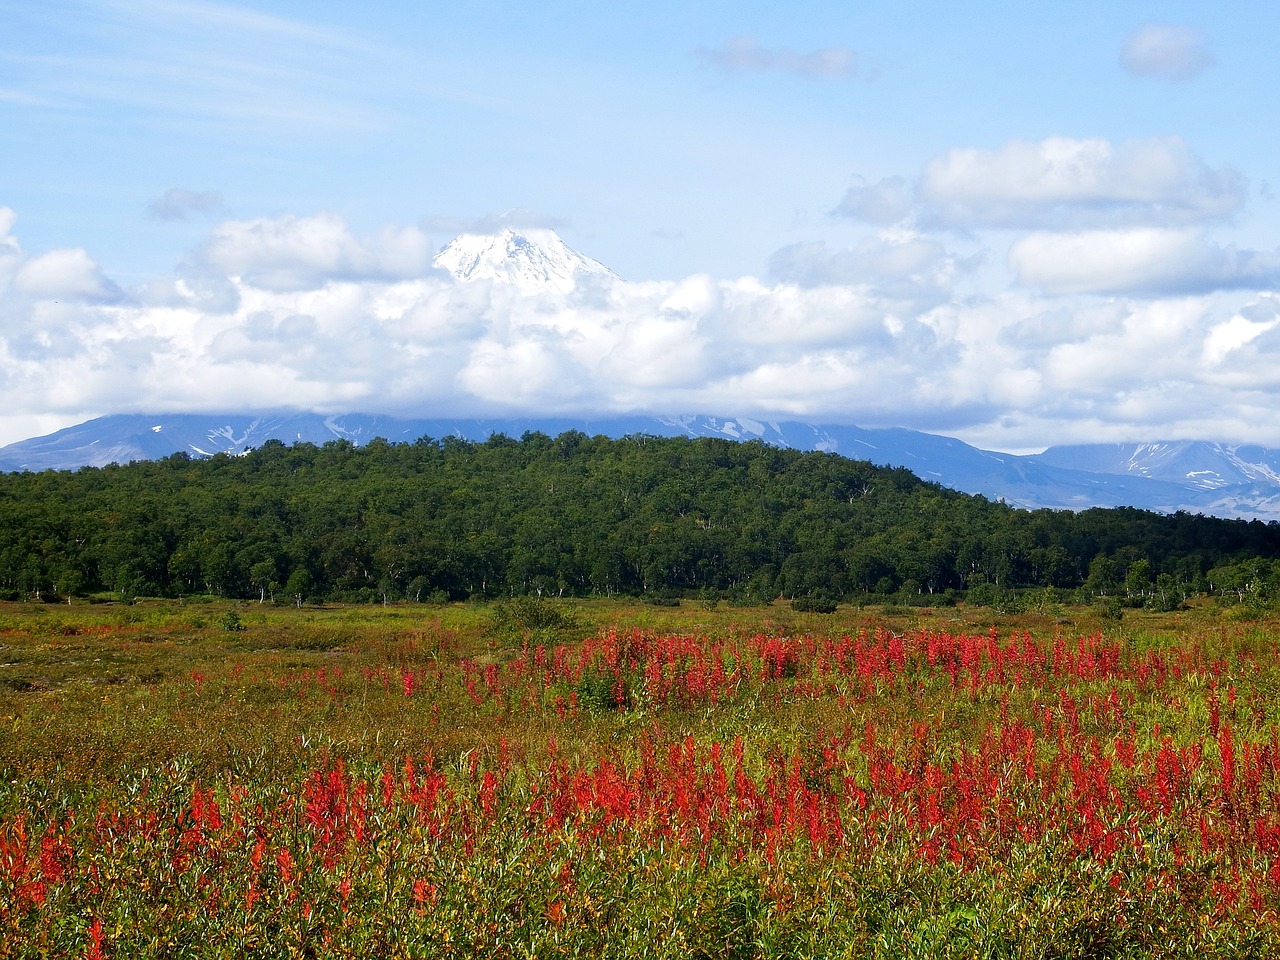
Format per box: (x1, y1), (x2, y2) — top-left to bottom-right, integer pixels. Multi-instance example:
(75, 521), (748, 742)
(1, 432), (1278, 607)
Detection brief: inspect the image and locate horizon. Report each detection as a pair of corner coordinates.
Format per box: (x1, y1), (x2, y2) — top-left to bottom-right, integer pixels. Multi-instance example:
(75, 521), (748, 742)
(3, 407), (1056, 458)
(16, 405), (1280, 462)
(12, 408), (1280, 522)
(3, 3), (1279, 452)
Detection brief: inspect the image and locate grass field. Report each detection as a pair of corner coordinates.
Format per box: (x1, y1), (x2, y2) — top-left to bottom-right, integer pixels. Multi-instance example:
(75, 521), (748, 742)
(3, 596), (1280, 957)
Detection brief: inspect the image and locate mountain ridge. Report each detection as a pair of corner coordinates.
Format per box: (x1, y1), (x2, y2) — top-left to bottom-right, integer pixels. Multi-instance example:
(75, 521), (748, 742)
(3, 411), (1279, 522)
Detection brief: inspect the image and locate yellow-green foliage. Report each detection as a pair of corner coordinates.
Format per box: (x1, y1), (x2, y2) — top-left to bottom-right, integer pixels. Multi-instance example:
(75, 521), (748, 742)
(2, 598), (1280, 957)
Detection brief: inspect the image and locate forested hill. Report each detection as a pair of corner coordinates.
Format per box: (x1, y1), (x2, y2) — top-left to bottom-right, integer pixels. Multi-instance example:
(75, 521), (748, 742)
(2, 432), (1278, 606)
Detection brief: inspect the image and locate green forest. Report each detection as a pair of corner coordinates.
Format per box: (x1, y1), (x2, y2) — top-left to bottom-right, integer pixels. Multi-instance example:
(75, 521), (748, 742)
(2, 432), (1279, 610)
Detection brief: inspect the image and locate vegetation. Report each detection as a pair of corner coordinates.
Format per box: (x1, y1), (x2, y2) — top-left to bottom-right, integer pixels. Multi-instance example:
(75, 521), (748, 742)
(6, 436), (1280, 953)
(3, 597), (1280, 956)
(2, 433), (1278, 610)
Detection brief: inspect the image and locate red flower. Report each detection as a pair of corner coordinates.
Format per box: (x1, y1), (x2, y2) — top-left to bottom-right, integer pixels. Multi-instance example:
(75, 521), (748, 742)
(412, 878), (437, 914)
(85, 918), (105, 960)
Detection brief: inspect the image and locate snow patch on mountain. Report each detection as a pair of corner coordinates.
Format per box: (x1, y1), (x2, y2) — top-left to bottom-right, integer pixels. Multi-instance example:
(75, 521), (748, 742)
(432, 228), (618, 294)
(1038, 441), (1280, 493)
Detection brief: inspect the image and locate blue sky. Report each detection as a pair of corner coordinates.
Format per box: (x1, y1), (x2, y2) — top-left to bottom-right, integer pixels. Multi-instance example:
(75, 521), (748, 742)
(3, 1), (1280, 452)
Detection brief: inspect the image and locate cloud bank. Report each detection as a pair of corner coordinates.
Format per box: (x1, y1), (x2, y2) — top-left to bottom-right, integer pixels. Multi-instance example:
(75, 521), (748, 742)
(3, 138), (1280, 456)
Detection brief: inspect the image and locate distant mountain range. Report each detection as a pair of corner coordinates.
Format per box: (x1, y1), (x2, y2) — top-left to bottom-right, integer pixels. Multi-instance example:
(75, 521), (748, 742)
(3, 411), (1280, 522)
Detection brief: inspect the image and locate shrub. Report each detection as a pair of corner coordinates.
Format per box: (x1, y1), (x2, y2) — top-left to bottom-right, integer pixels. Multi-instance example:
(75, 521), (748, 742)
(487, 595), (576, 642)
(1097, 597), (1124, 621)
(791, 597), (837, 614)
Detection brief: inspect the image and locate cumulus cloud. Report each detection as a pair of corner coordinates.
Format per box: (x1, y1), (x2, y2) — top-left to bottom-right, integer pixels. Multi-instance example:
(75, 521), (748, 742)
(834, 135), (1244, 240)
(195, 213), (435, 291)
(870, 134), (1280, 299)
(769, 231), (966, 304)
(1202, 305), (1279, 366)
(13, 248), (123, 302)
(918, 135), (1243, 229)
(1121, 24), (1214, 81)
(148, 188), (224, 221)
(700, 37), (858, 78)
(1009, 229), (1280, 295)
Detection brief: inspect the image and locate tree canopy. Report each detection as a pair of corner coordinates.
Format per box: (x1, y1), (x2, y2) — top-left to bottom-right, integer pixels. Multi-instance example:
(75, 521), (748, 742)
(1, 432), (1277, 605)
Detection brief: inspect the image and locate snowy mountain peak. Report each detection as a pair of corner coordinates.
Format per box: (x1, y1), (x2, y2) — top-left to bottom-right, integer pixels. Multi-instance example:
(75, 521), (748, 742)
(432, 227), (618, 294)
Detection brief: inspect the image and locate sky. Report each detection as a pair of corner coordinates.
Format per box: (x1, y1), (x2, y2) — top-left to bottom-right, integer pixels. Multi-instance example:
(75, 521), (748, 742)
(2, 1), (1280, 452)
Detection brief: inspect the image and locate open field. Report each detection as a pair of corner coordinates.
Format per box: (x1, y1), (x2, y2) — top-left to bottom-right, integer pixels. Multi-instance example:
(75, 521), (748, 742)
(3, 597), (1280, 957)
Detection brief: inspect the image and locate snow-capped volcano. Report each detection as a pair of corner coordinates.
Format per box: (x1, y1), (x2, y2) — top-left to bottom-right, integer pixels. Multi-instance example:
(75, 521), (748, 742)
(432, 227), (619, 294)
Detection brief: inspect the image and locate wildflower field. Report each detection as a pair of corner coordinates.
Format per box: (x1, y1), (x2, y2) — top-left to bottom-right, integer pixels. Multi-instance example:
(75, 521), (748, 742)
(3, 598), (1280, 957)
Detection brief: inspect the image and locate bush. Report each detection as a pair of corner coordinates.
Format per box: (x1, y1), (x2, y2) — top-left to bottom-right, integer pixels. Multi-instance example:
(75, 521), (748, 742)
(878, 604), (913, 616)
(1097, 597), (1124, 621)
(791, 597), (837, 614)
(487, 595), (576, 641)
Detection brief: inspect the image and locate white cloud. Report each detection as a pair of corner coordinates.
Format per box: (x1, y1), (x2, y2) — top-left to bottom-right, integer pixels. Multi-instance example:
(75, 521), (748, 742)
(1042, 298), (1206, 392)
(919, 136), (1243, 229)
(1121, 24), (1214, 81)
(700, 37), (859, 78)
(195, 213), (435, 291)
(1203, 312), (1276, 366)
(653, 274), (721, 319)
(0, 208), (22, 284)
(459, 333), (598, 408)
(13, 248), (122, 302)
(769, 231), (964, 302)
(1009, 228), (1280, 295)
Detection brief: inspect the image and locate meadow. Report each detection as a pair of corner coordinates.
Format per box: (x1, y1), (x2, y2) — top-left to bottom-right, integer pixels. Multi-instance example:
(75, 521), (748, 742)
(2, 596), (1280, 958)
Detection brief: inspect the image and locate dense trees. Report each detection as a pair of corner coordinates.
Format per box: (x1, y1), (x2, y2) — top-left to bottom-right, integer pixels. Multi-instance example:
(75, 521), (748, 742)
(1, 433), (1278, 605)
